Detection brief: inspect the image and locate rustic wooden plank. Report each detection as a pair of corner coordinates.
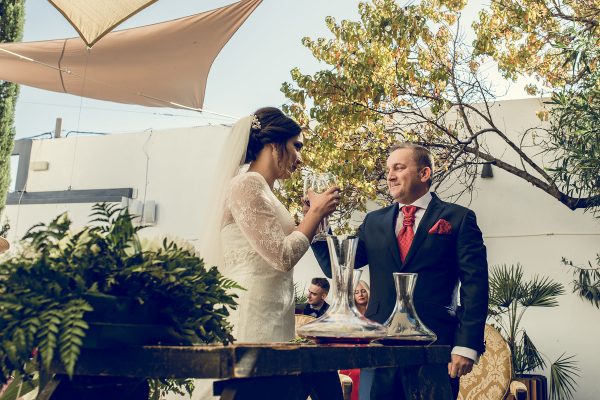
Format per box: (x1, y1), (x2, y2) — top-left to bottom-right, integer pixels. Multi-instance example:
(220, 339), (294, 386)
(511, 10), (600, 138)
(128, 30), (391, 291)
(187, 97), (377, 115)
(51, 345), (233, 378)
(231, 343), (435, 377)
(50, 343), (450, 379)
(424, 345), (453, 365)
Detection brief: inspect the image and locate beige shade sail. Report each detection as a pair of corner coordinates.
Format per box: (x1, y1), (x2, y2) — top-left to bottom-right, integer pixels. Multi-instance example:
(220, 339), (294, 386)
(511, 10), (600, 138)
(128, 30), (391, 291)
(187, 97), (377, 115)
(48, 0), (159, 47)
(0, 0), (262, 110)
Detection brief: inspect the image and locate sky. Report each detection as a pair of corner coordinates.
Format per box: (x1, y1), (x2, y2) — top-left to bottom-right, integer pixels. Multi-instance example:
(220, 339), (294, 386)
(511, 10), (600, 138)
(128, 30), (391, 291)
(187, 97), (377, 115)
(13, 0), (531, 139)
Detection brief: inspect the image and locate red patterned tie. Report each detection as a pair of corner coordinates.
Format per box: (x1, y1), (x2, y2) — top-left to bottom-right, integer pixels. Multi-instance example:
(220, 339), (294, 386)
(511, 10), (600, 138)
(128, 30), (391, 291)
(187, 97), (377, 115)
(397, 205), (418, 263)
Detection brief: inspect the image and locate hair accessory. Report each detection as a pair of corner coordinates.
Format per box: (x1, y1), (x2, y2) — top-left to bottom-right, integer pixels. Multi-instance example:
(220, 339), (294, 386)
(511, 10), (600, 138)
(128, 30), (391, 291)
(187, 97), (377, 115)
(251, 114), (261, 130)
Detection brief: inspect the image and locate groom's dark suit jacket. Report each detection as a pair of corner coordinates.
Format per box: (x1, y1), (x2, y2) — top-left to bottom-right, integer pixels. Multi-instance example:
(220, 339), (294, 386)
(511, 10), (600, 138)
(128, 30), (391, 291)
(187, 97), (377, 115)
(312, 193), (488, 353)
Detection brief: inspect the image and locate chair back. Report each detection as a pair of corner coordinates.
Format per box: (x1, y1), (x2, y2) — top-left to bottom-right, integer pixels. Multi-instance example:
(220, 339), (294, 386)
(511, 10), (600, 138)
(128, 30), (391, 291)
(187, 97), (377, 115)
(294, 314), (316, 339)
(0, 237), (9, 253)
(458, 324), (512, 400)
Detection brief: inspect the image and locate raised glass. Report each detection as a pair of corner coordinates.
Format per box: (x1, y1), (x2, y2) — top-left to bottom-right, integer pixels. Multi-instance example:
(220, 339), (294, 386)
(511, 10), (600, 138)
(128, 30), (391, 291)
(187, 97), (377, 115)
(303, 172), (337, 241)
(297, 235), (387, 344)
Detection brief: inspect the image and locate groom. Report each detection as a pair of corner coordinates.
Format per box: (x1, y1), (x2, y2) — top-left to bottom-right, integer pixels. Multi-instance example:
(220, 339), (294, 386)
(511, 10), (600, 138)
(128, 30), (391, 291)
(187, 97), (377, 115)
(311, 143), (488, 399)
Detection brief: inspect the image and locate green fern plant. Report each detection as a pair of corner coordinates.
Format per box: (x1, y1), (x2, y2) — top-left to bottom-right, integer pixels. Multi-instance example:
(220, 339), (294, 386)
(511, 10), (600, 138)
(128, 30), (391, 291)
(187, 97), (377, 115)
(0, 203), (241, 392)
(488, 263), (580, 400)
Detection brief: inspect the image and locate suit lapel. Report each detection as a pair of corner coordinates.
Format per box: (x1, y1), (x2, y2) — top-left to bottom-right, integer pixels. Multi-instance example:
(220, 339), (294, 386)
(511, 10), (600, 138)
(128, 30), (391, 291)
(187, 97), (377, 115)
(402, 193), (445, 268)
(381, 204), (402, 270)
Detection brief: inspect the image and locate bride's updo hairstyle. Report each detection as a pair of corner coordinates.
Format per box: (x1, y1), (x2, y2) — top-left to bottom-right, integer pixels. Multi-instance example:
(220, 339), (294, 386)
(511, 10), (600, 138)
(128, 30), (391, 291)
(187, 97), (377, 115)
(244, 107), (301, 164)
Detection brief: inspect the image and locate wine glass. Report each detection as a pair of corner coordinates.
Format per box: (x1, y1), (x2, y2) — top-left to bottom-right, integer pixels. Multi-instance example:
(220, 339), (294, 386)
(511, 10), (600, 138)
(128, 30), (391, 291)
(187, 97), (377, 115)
(304, 172), (337, 241)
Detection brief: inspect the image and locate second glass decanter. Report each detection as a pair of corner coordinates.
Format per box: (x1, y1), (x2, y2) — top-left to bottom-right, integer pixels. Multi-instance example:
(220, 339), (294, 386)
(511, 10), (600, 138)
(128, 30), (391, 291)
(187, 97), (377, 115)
(297, 235), (387, 344)
(377, 272), (437, 345)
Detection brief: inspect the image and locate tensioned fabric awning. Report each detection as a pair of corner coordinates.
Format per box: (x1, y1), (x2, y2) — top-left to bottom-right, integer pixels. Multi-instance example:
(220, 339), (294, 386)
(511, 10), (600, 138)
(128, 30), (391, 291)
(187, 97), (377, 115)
(0, 0), (262, 110)
(48, 0), (159, 47)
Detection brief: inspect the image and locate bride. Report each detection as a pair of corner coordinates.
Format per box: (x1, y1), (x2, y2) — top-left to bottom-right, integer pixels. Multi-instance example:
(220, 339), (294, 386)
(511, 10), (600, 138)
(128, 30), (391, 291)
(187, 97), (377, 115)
(174, 108), (339, 400)
(202, 107), (340, 343)
(171, 107), (340, 399)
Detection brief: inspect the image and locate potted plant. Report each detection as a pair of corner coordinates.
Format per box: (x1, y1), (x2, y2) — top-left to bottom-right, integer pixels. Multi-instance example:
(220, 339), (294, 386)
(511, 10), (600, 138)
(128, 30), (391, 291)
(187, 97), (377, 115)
(488, 264), (580, 400)
(0, 203), (241, 399)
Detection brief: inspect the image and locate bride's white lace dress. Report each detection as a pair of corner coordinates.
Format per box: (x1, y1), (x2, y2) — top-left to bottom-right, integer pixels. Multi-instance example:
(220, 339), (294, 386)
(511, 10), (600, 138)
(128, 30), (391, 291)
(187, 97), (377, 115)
(169, 172), (309, 400)
(220, 172), (309, 342)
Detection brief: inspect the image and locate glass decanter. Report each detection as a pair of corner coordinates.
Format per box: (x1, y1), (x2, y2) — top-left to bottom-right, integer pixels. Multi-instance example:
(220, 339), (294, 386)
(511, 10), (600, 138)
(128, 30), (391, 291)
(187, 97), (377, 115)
(376, 272), (437, 345)
(297, 235), (387, 344)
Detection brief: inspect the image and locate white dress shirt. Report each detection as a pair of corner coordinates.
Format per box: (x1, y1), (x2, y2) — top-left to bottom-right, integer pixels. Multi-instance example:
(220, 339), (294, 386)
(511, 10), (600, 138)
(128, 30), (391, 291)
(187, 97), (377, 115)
(396, 191), (479, 363)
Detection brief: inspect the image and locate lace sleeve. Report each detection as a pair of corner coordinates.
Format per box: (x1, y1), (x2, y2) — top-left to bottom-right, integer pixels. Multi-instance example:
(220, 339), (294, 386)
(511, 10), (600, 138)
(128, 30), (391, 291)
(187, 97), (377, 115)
(228, 174), (309, 272)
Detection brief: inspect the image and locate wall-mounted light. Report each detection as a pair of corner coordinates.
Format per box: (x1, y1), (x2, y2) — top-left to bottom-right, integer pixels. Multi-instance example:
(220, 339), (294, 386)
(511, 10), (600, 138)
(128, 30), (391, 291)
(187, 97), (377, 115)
(120, 196), (156, 224)
(481, 163), (494, 179)
(142, 200), (157, 224)
(130, 200), (143, 217)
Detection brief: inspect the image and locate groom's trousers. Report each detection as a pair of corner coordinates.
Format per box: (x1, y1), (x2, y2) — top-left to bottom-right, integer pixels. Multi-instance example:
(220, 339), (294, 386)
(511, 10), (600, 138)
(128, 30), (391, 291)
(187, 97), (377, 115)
(370, 365), (458, 400)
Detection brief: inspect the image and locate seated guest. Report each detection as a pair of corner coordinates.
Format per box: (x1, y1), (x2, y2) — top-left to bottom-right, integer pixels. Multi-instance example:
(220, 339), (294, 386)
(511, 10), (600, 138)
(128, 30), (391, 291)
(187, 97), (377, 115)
(297, 277), (330, 318)
(354, 280), (370, 316)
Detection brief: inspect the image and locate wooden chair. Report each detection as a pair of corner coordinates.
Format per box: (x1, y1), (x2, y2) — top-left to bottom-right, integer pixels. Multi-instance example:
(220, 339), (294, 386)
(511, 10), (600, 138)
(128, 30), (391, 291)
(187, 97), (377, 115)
(294, 315), (353, 400)
(458, 324), (528, 400)
(0, 236), (9, 253)
(294, 314), (317, 338)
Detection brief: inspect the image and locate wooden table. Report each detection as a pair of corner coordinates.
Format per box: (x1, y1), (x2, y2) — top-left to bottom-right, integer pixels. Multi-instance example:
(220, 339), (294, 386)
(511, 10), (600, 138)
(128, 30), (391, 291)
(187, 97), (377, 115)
(43, 342), (452, 400)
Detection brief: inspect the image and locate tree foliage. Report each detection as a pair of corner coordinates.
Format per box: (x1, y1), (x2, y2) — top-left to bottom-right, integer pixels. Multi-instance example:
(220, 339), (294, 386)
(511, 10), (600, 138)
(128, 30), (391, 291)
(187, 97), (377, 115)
(473, 0), (599, 88)
(0, 0), (25, 213)
(280, 0), (599, 228)
(562, 254), (600, 308)
(474, 0), (600, 211)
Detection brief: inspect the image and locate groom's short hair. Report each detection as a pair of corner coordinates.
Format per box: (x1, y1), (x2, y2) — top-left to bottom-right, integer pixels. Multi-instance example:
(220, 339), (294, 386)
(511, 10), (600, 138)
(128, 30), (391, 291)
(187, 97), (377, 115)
(311, 277), (330, 293)
(389, 142), (434, 187)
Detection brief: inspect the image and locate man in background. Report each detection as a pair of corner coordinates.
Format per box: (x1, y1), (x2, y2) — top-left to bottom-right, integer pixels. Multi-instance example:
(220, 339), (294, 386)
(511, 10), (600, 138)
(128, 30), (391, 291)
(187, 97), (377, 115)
(296, 277), (330, 318)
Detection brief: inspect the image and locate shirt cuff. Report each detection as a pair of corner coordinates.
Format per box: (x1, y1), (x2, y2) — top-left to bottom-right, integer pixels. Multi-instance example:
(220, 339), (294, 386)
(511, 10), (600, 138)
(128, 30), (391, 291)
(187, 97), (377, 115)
(451, 346), (480, 364)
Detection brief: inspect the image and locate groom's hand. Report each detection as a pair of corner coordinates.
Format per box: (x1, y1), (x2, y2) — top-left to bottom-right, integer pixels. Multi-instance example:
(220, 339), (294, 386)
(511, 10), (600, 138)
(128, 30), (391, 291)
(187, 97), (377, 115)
(448, 354), (474, 378)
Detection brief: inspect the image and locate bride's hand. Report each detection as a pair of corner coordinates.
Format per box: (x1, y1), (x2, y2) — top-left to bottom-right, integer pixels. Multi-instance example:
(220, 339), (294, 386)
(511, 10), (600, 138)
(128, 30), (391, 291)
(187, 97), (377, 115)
(302, 196), (311, 215)
(307, 186), (340, 218)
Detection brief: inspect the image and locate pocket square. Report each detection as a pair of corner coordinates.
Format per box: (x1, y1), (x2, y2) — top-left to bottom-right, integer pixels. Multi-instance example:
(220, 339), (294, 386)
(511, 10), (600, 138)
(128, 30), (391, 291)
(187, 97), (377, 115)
(429, 219), (452, 235)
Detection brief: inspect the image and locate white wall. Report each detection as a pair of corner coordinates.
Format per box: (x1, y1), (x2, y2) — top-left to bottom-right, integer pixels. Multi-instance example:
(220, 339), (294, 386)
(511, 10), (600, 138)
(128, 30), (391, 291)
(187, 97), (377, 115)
(3, 98), (599, 398)
(4, 126), (229, 242)
(456, 99), (600, 399)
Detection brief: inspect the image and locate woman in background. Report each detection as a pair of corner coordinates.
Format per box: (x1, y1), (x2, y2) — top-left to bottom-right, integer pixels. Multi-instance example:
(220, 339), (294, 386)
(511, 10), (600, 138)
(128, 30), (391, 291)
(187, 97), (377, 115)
(354, 280), (370, 316)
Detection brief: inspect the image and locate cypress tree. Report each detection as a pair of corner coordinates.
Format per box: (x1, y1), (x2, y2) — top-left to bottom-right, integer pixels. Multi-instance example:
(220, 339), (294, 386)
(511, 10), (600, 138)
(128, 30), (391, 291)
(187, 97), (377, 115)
(0, 0), (25, 212)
